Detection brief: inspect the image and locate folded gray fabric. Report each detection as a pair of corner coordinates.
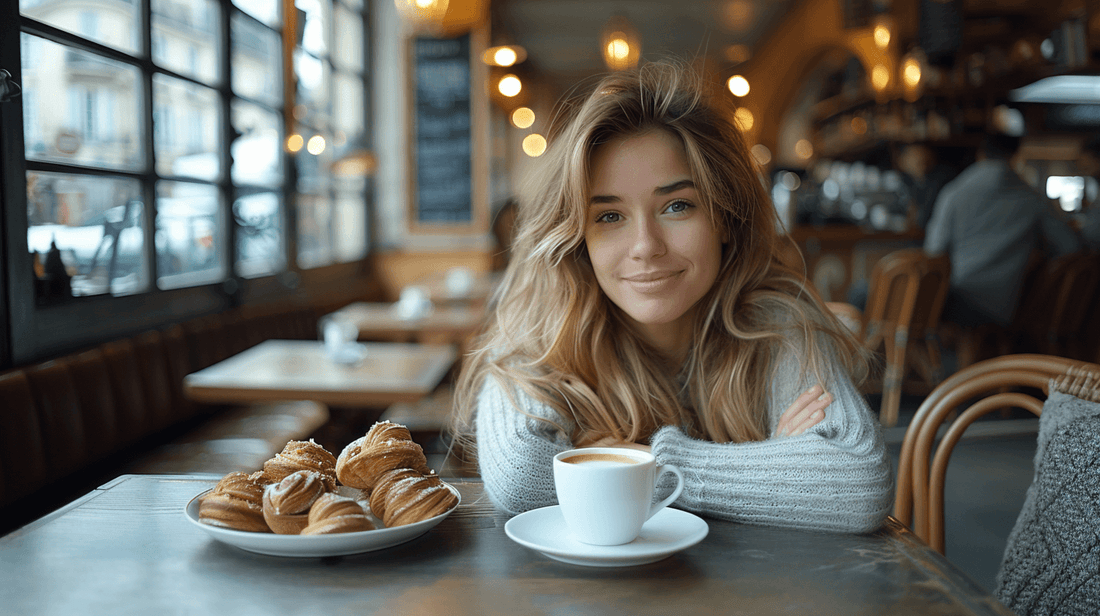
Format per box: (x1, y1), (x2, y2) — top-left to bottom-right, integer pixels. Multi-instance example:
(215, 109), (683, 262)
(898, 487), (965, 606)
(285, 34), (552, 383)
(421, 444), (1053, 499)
(994, 391), (1100, 616)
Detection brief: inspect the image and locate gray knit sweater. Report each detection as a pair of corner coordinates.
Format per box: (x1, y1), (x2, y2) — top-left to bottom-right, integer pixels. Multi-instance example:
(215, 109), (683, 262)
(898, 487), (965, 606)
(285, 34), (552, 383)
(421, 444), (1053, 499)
(474, 344), (894, 534)
(994, 392), (1100, 616)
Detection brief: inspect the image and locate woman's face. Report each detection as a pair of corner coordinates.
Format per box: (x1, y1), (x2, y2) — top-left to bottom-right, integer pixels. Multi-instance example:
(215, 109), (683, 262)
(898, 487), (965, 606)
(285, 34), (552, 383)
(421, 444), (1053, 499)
(584, 130), (724, 357)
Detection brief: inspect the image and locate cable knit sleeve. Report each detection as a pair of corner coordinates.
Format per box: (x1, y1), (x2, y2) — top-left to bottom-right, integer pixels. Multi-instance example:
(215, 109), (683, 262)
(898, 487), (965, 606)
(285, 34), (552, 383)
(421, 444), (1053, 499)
(650, 343), (894, 534)
(474, 374), (574, 515)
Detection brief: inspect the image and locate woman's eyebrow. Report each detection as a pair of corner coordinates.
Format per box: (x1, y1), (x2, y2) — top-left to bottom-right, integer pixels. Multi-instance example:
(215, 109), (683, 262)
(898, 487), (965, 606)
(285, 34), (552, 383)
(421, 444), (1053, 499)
(654, 179), (695, 195)
(590, 179), (696, 205)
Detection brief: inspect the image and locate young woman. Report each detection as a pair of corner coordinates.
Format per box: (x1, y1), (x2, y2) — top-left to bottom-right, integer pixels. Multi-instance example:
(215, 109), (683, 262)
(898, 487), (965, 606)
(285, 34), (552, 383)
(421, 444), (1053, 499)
(453, 61), (893, 533)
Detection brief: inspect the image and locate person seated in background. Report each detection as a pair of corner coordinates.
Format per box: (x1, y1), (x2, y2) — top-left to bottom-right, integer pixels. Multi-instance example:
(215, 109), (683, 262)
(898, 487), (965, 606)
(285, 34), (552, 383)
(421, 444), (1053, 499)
(924, 131), (1082, 331)
(451, 60), (893, 534)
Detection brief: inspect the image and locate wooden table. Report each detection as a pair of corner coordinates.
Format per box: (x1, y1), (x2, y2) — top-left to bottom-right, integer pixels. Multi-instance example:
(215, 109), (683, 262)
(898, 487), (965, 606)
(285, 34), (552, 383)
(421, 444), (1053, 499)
(413, 269), (500, 305)
(0, 475), (1014, 615)
(183, 339), (457, 408)
(323, 301), (485, 343)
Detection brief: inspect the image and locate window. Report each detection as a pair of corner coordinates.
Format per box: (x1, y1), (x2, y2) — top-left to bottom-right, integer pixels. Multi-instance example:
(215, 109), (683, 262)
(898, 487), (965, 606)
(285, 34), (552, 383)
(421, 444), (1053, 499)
(2, 0), (373, 366)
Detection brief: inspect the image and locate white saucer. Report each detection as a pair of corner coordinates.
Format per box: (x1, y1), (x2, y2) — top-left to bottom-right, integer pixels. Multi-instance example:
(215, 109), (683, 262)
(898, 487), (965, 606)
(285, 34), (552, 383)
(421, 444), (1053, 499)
(504, 506), (708, 567)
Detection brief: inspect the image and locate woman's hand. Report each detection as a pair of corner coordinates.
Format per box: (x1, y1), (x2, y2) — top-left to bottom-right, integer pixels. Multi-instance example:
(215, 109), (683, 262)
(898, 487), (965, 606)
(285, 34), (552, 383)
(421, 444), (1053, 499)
(775, 384), (833, 437)
(580, 434), (652, 453)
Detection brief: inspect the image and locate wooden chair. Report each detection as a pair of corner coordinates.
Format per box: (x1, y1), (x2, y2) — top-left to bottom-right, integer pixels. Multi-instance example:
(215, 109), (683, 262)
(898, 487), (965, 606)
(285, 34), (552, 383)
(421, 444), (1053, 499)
(1018, 252), (1100, 359)
(894, 353), (1100, 553)
(830, 248), (951, 427)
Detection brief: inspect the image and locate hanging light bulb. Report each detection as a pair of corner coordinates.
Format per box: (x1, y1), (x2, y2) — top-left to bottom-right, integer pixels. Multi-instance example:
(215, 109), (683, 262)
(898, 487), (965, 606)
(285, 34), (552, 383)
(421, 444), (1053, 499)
(394, 0), (450, 31)
(601, 14), (640, 71)
(498, 74), (522, 97)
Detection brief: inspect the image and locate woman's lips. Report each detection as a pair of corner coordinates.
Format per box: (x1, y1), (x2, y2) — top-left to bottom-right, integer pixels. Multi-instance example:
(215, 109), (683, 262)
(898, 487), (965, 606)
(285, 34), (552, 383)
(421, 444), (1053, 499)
(621, 271), (682, 293)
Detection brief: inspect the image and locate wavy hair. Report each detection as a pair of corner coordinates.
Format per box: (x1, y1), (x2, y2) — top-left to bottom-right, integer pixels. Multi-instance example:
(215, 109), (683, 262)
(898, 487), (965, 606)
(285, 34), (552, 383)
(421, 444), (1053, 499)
(453, 60), (868, 452)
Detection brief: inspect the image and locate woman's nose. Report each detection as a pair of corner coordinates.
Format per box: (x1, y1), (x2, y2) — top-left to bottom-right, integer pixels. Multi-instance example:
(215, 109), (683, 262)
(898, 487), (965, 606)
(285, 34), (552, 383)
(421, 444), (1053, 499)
(629, 218), (666, 260)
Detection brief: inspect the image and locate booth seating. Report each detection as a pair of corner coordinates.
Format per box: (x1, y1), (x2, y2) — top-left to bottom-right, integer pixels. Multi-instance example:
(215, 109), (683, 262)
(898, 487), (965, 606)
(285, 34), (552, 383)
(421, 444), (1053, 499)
(0, 302), (341, 534)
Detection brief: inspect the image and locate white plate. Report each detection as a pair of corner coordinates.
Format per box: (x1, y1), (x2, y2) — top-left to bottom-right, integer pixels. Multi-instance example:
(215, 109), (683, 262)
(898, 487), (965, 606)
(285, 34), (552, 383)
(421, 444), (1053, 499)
(185, 484), (459, 557)
(504, 505), (708, 567)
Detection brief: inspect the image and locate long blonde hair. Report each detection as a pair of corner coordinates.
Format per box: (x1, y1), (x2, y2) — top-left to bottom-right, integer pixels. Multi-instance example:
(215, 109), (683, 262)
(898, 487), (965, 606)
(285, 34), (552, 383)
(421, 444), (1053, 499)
(453, 60), (868, 452)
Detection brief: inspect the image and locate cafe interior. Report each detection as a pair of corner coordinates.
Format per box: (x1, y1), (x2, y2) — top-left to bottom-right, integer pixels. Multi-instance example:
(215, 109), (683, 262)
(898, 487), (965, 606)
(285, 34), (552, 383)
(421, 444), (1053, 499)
(2, 0), (1099, 613)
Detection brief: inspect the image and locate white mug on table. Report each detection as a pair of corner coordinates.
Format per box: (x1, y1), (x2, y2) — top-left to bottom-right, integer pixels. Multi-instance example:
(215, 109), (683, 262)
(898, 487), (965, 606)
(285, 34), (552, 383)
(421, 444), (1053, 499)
(553, 447), (684, 546)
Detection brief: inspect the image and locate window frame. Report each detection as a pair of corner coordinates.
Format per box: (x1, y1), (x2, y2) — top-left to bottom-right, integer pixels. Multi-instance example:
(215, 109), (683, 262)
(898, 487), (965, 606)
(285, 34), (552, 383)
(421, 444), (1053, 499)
(0, 0), (374, 369)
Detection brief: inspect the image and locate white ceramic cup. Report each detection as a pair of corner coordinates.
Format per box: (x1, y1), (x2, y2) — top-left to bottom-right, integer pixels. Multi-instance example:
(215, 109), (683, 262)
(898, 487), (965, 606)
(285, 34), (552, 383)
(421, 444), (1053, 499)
(553, 447), (684, 546)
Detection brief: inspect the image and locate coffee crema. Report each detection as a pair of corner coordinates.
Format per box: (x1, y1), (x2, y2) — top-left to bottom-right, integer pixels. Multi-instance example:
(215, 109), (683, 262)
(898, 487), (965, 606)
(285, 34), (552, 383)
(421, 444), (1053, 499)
(562, 453), (639, 465)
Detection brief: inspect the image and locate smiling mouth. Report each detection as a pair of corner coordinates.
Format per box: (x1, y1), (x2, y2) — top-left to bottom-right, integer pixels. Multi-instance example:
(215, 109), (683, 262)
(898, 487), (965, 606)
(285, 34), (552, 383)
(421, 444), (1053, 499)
(622, 271), (682, 291)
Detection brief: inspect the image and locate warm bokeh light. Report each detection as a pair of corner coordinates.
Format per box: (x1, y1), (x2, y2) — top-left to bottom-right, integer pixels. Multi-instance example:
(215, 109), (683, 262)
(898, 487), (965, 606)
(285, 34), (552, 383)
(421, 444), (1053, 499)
(871, 65), (890, 90)
(873, 24), (891, 49)
(286, 134), (304, 153)
(723, 0), (754, 32)
(750, 144), (771, 167)
(498, 74), (522, 97)
(851, 117), (868, 135)
(903, 57), (922, 88)
(306, 134), (326, 155)
(607, 36), (630, 61)
(522, 133), (547, 157)
(794, 139), (814, 160)
(395, 0), (449, 23)
(734, 107), (754, 131)
(724, 44), (751, 65)
(494, 47), (518, 67)
(511, 107), (535, 129)
(727, 75), (750, 97)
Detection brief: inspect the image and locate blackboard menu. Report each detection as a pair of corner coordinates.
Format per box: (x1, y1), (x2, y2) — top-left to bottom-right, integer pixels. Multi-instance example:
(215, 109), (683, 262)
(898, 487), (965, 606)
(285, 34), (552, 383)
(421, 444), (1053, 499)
(412, 34), (472, 225)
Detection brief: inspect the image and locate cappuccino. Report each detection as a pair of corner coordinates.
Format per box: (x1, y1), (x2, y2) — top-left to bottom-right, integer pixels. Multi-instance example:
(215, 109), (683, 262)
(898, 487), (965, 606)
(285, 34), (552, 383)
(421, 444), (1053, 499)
(563, 453), (639, 466)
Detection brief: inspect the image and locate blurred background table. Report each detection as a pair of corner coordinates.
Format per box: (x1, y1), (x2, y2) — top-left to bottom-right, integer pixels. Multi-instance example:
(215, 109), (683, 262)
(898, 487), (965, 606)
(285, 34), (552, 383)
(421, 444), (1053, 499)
(322, 301), (485, 345)
(0, 474), (1014, 616)
(183, 339), (457, 408)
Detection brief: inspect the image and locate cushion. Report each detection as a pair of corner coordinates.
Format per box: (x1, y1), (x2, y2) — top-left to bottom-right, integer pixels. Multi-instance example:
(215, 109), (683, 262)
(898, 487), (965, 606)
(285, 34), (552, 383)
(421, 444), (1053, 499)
(993, 386), (1100, 616)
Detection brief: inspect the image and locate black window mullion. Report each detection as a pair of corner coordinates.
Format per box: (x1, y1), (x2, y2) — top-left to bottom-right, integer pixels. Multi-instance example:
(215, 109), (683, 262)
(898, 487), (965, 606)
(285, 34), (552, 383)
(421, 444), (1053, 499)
(221, 0), (240, 301)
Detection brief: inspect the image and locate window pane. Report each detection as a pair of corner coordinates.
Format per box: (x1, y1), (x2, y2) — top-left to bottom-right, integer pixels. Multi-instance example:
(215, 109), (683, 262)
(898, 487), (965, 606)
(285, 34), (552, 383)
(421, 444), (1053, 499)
(333, 73), (364, 139)
(294, 128), (331, 194)
(296, 0), (329, 58)
(232, 13), (282, 106)
(20, 0), (140, 55)
(154, 74), (221, 181)
(297, 193), (333, 269)
(235, 192), (285, 278)
(22, 34), (144, 171)
(233, 0), (281, 28)
(27, 171), (148, 298)
(232, 100), (283, 187)
(152, 0), (221, 84)
(294, 49), (330, 113)
(333, 191), (367, 262)
(155, 181), (225, 288)
(333, 5), (362, 71)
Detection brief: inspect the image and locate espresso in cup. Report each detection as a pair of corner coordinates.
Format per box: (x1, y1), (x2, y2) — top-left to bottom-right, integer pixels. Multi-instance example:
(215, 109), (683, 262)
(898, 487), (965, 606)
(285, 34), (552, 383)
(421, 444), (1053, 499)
(553, 447), (684, 546)
(561, 452), (639, 466)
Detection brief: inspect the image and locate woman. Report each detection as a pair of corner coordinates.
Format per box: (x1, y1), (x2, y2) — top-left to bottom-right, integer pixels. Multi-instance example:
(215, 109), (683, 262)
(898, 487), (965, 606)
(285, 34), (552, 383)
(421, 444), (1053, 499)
(453, 61), (893, 533)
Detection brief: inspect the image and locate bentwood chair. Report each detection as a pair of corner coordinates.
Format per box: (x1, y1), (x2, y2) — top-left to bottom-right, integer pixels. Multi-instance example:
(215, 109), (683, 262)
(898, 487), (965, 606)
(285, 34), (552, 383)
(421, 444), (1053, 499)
(830, 248), (951, 427)
(894, 353), (1100, 554)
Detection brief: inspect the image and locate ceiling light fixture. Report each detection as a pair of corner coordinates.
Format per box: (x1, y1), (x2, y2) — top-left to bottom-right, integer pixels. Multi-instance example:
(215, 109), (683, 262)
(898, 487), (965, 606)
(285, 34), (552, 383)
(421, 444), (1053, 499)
(482, 45), (527, 67)
(601, 14), (640, 71)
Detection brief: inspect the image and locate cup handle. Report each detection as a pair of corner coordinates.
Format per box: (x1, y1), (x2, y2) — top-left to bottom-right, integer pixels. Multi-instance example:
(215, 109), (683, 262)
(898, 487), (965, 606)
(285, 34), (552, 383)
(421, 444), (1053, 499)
(647, 463), (684, 521)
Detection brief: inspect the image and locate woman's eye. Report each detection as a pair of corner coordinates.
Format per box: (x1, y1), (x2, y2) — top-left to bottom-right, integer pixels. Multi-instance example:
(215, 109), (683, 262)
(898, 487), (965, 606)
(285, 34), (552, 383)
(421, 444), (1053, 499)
(665, 200), (692, 214)
(595, 212), (621, 223)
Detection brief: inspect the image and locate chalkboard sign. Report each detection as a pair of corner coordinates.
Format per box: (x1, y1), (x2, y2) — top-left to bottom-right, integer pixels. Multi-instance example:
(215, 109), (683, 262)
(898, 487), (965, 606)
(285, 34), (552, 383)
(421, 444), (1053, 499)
(412, 34), (472, 225)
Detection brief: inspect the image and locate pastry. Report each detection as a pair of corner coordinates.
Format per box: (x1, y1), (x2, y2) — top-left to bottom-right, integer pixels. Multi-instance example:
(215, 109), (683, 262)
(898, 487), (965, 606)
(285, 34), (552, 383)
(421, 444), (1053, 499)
(262, 470), (327, 535)
(198, 471), (270, 533)
(264, 439), (338, 491)
(336, 422), (429, 491)
(368, 467), (423, 519)
(376, 472), (458, 528)
(300, 493), (375, 535)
